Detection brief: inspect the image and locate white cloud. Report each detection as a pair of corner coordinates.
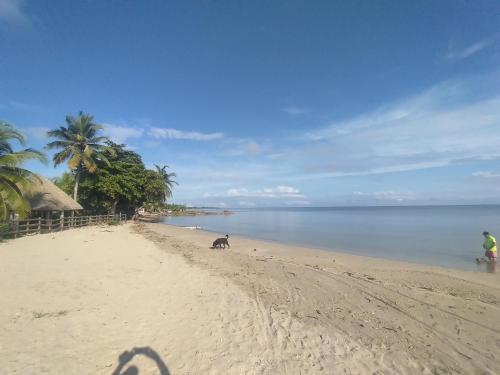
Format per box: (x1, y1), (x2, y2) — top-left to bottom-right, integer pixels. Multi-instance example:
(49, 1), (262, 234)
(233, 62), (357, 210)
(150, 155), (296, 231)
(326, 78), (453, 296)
(3, 100), (43, 112)
(227, 188), (249, 197)
(24, 126), (49, 141)
(472, 171), (500, 178)
(0, 0), (30, 27)
(227, 185), (304, 198)
(275, 185), (299, 194)
(224, 139), (263, 156)
(283, 106), (309, 115)
(149, 127), (223, 141)
(353, 190), (416, 202)
(445, 33), (499, 61)
(103, 124), (144, 144)
(301, 78), (500, 178)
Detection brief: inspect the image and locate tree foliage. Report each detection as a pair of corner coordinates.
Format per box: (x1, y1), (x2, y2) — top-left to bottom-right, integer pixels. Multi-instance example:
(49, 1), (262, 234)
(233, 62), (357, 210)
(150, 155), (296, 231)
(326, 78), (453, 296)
(0, 121), (46, 220)
(51, 172), (74, 196)
(154, 164), (178, 201)
(46, 112), (113, 202)
(69, 142), (176, 214)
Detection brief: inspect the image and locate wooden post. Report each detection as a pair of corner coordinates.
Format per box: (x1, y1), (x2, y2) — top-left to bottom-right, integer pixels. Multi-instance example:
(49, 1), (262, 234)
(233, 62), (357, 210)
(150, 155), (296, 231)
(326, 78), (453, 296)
(60, 211), (64, 231)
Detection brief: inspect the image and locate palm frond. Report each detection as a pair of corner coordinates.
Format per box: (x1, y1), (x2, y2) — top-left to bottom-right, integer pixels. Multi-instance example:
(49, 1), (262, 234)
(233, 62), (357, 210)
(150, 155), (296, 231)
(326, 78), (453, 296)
(82, 154), (98, 173)
(0, 177), (30, 218)
(0, 121), (26, 146)
(0, 148), (47, 167)
(68, 152), (82, 170)
(46, 127), (73, 141)
(45, 140), (73, 150)
(96, 151), (112, 167)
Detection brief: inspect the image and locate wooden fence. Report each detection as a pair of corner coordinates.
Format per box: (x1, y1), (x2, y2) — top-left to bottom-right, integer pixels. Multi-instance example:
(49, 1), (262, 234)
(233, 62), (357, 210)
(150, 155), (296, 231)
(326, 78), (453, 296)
(2, 213), (127, 239)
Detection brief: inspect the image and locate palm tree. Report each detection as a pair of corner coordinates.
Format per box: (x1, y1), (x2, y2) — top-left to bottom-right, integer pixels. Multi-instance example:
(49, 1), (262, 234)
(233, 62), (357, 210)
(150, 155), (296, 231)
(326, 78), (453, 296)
(46, 112), (112, 202)
(0, 121), (47, 220)
(154, 164), (178, 201)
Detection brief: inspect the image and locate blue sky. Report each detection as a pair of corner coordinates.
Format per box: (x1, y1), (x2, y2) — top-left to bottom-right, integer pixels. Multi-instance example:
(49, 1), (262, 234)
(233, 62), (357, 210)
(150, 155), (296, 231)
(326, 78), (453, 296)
(1, 0), (500, 207)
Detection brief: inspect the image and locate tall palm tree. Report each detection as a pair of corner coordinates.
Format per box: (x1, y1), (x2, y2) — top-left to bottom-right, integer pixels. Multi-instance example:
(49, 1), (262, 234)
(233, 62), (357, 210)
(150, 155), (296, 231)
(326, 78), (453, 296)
(154, 164), (178, 201)
(46, 112), (112, 202)
(0, 121), (47, 220)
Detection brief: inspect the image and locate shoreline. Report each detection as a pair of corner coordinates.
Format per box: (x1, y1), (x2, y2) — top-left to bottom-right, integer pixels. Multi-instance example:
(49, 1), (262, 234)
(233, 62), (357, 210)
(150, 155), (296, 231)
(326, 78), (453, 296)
(140, 223), (500, 372)
(165, 222), (499, 276)
(1, 223), (499, 373)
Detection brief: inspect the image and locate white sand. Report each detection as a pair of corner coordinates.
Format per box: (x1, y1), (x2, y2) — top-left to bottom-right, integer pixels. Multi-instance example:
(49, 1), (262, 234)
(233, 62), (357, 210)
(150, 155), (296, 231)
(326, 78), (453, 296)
(0, 223), (499, 374)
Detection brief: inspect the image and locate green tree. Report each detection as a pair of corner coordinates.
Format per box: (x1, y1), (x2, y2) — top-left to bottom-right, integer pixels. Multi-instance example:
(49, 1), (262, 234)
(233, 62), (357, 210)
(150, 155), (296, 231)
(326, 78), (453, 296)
(78, 142), (168, 214)
(55, 142), (178, 215)
(51, 171), (74, 196)
(154, 164), (178, 202)
(0, 121), (46, 220)
(45, 112), (112, 202)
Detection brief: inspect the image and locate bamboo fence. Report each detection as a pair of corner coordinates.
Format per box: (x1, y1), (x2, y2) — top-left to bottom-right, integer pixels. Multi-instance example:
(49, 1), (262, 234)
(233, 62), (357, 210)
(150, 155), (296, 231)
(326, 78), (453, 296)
(2, 213), (127, 239)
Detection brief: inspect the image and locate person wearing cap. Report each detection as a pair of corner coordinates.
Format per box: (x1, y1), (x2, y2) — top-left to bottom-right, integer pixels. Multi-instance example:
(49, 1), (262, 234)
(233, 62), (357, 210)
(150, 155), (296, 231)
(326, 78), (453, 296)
(482, 232), (497, 261)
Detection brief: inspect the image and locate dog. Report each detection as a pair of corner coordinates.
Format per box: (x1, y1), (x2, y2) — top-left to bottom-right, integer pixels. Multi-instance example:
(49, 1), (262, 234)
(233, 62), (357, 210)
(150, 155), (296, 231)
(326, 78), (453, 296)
(212, 234), (230, 249)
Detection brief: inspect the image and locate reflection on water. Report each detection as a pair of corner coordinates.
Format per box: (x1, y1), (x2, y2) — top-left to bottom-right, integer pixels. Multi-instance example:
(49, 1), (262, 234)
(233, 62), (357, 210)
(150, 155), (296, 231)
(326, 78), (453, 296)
(476, 260), (498, 274)
(161, 205), (500, 272)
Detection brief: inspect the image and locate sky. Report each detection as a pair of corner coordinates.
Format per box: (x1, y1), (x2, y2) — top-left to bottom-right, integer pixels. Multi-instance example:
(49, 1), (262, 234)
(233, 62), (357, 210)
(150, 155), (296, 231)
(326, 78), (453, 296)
(1, 0), (500, 207)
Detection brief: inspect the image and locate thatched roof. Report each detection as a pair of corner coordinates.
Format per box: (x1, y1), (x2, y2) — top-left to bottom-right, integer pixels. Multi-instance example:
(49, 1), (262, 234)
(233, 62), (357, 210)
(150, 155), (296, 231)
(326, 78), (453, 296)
(24, 175), (83, 211)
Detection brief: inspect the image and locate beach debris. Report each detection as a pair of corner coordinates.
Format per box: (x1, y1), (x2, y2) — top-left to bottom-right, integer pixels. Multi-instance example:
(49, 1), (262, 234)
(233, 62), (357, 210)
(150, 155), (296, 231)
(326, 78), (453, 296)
(32, 310), (68, 319)
(383, 326), (398, 333)
(253, 248), (257, 251)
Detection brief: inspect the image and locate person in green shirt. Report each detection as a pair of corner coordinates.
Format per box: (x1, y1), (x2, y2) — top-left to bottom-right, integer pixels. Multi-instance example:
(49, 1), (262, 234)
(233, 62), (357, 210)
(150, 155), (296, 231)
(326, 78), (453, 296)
(482, 231), (497, 261)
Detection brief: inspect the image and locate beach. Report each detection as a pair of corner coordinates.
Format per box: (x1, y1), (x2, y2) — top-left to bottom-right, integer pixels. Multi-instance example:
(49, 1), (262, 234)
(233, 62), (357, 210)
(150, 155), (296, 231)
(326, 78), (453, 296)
(1, 223), (499, 374)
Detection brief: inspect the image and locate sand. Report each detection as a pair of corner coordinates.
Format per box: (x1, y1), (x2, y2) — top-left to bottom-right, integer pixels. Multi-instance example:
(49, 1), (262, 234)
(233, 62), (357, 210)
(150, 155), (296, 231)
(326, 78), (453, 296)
(0, 223), (499, 374)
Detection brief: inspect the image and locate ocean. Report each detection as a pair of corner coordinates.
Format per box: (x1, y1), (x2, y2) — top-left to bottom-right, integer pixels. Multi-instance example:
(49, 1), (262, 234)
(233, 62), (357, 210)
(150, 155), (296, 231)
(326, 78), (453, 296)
(160, 205), (500, 272)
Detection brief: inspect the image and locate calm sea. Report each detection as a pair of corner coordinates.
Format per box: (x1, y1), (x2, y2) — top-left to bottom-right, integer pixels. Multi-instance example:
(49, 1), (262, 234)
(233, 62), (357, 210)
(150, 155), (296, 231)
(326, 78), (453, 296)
(160, 206), (500, 272)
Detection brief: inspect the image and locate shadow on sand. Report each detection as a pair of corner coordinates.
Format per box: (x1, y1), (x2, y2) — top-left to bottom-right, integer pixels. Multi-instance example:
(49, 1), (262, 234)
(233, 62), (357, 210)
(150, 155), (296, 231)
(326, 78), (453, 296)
(112, 347), (170, 375)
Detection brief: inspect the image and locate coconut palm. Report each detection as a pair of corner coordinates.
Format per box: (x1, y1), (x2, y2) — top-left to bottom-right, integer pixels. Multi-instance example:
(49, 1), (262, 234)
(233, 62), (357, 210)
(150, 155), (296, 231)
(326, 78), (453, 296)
(154, 164), (178, 201)
(0, 121), (47, 220)
(46, 112), (112, 202)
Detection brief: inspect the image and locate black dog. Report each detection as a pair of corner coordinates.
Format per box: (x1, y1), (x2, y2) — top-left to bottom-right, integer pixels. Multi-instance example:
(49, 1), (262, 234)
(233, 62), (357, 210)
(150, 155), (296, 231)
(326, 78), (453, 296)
(212, 234), (230, 249)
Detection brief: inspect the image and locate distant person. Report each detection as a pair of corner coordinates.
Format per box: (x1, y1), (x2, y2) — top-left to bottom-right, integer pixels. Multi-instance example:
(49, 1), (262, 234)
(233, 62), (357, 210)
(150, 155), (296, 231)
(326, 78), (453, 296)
(481, 231), (497, 262)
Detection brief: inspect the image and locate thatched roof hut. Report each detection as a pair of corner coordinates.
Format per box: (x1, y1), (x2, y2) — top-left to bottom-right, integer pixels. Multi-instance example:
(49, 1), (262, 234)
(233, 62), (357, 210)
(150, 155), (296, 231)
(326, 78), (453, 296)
(24, 175), (82, 212)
